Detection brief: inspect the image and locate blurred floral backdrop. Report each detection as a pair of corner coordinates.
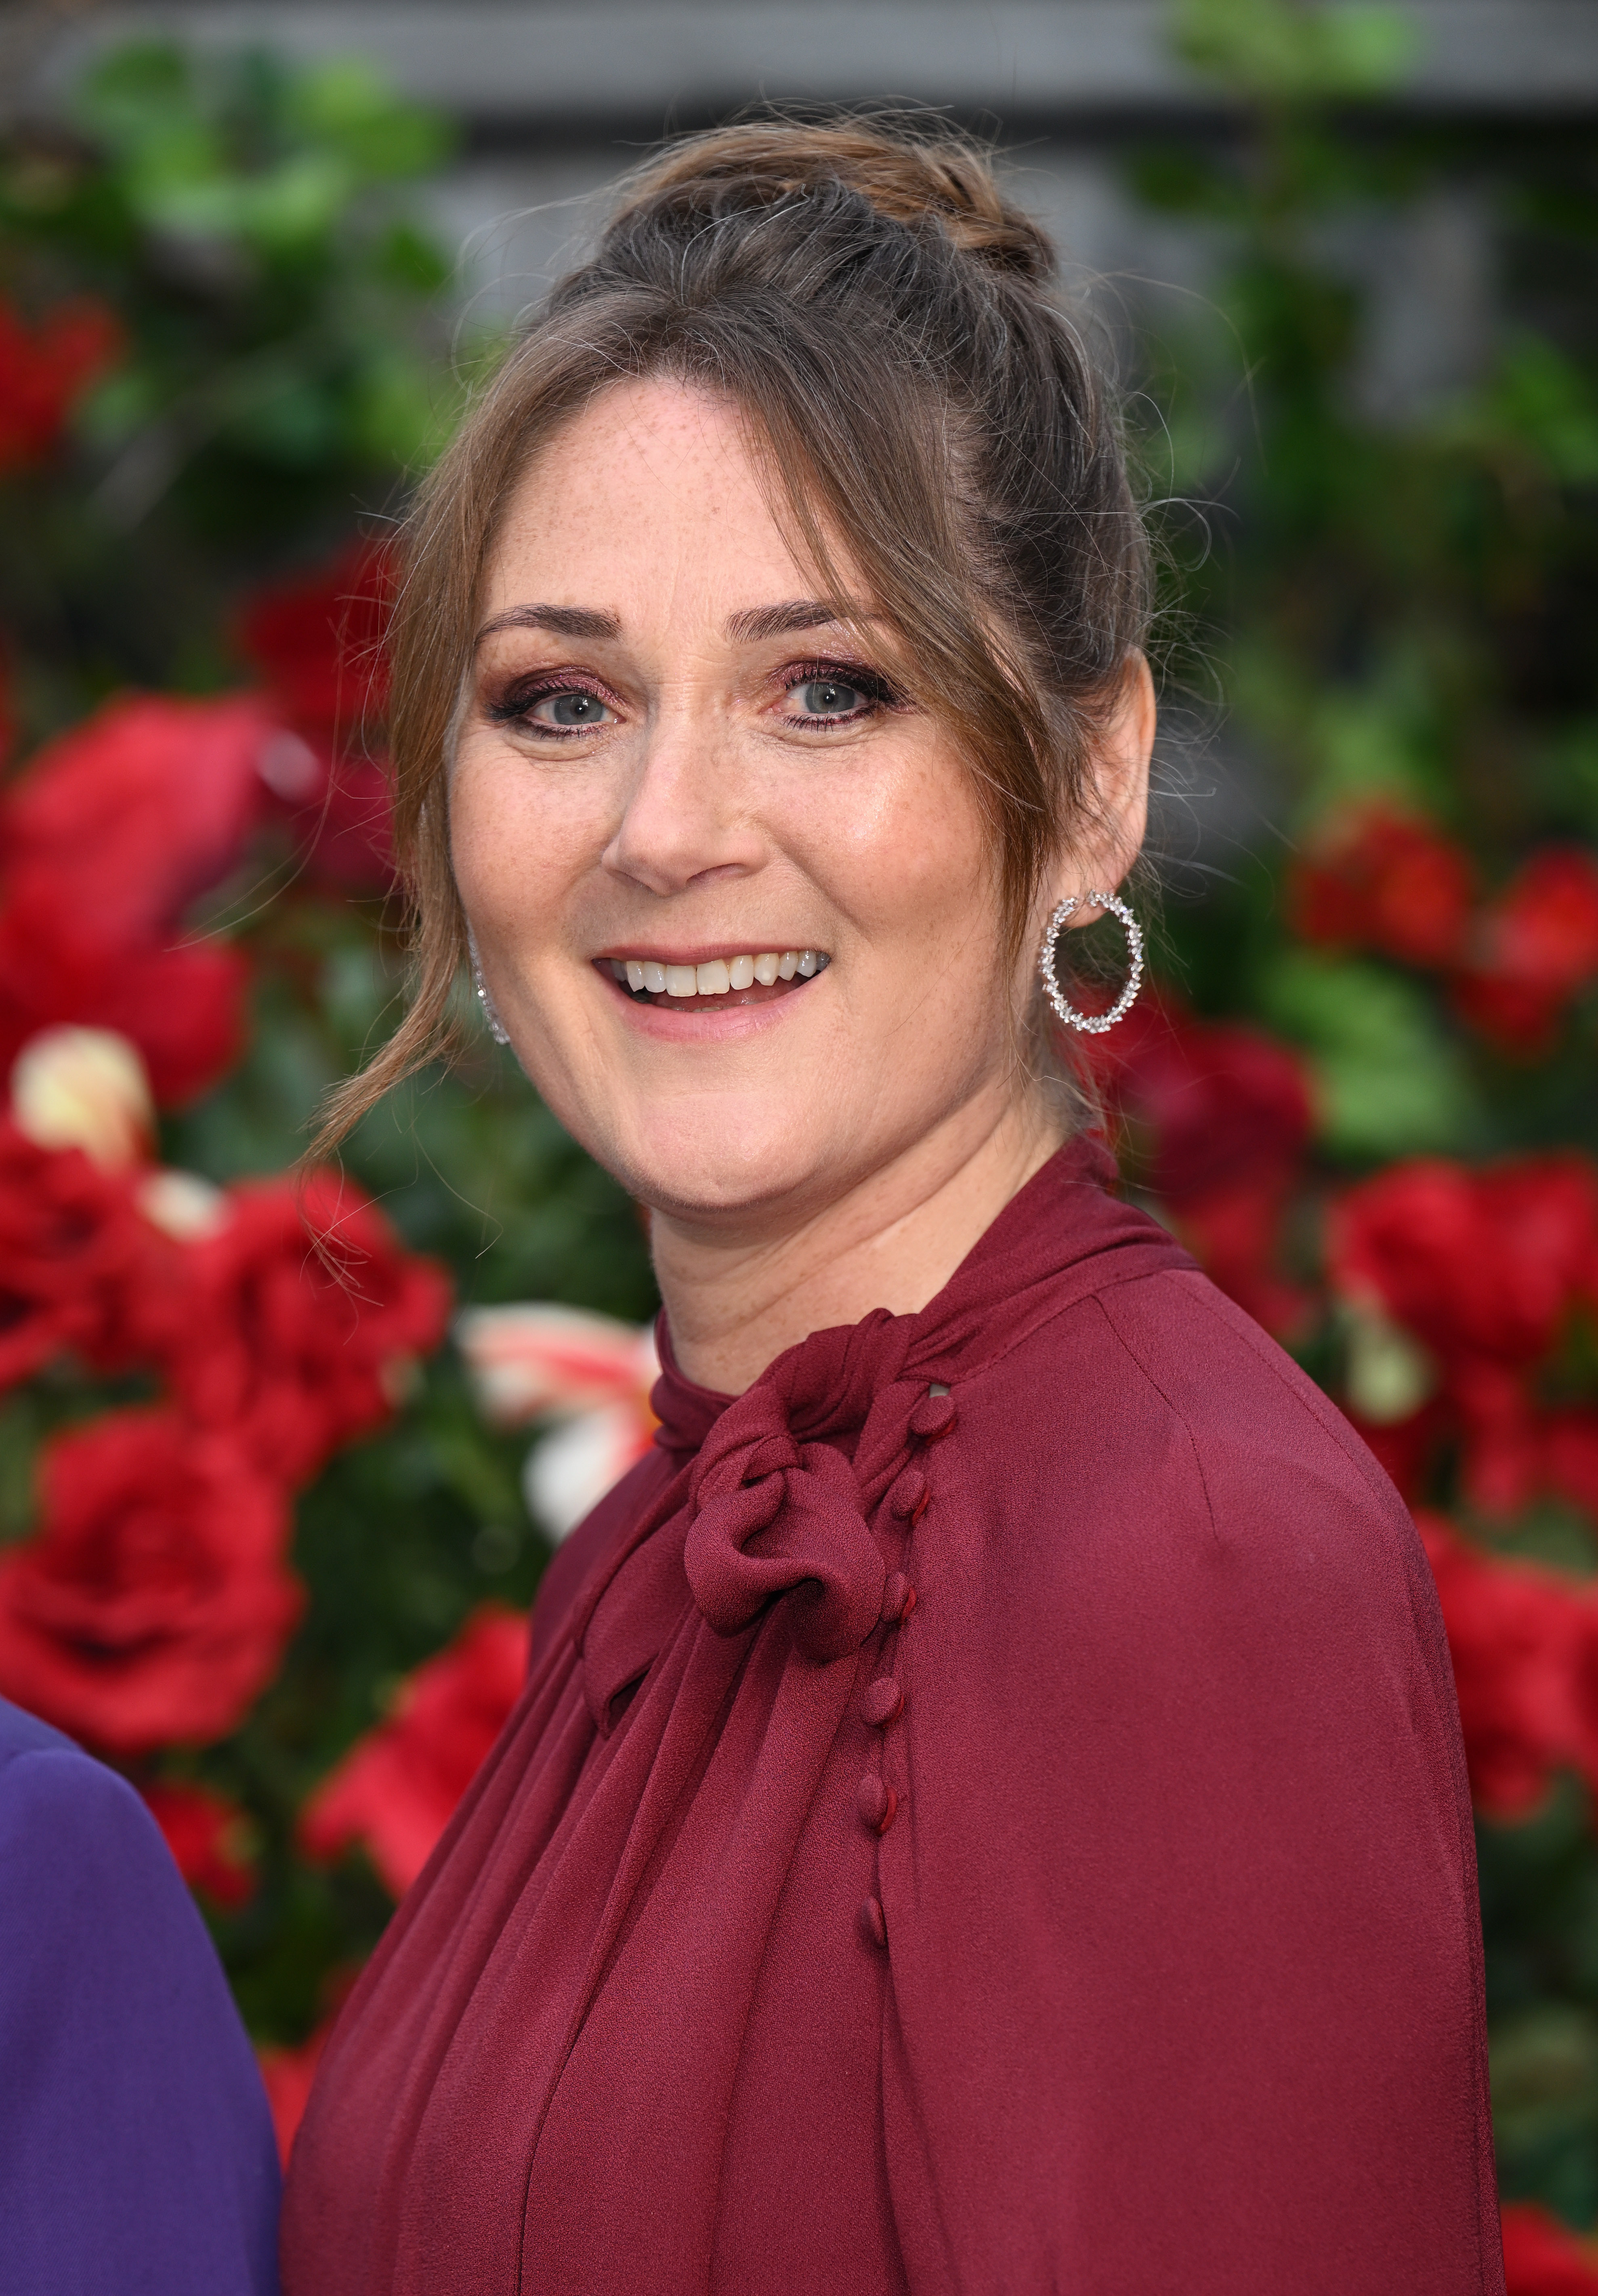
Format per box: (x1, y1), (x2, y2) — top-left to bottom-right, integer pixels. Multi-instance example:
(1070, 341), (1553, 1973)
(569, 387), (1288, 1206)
(0, 3), (1596, 2279)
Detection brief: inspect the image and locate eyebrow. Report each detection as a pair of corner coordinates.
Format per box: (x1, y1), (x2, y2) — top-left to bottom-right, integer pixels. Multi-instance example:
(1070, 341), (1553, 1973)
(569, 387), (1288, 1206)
(474, 604), (620, 648)
(723, 598), (867, 643)
(474, 597), (871, 652)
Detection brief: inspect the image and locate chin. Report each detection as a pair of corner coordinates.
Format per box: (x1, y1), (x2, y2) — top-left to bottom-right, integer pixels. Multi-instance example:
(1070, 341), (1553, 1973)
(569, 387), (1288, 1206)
(563, 1091), (845, 1227)
(623, 1130), (826, 1225)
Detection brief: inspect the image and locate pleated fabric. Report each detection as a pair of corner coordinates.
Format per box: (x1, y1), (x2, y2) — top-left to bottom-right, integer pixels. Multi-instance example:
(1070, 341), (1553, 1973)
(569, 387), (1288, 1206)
(281, 1137), (1504, 2296)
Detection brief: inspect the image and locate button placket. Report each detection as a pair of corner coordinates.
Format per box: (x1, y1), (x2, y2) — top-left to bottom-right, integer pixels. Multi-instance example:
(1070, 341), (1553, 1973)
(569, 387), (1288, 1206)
(856, 1383), (954, 1948)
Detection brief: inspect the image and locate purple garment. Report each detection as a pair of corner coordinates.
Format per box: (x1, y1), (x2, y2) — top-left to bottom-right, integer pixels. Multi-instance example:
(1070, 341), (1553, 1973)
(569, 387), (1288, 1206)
(0, 1697), (279, 2296)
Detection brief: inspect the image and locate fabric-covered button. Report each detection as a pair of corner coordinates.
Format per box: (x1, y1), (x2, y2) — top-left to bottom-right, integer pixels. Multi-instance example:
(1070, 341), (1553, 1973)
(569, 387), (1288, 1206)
(908, 1391), (955, 1442)
(881, 1573), (916, 1625)
(888, 1469), (927, 1521)
(860, 1677), (904, 1728)
(857, 1775), (898, 1835)
(859, 1895), (888, 1948)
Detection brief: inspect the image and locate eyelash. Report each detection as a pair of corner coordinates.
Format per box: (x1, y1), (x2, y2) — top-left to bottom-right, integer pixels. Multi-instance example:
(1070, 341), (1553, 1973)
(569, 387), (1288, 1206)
(779, 658), (902, 727)
(483, 657), (903, 739)
(485, 673), (615, 740)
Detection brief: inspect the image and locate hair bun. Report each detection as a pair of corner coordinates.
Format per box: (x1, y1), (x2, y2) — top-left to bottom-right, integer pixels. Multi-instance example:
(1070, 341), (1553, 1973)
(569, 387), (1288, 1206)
(610, 118), (1054, 284)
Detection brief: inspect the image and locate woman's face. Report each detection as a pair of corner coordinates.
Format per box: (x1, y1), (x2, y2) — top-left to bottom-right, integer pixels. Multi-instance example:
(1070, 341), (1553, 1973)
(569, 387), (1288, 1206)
(452, 380), (1071, 1230)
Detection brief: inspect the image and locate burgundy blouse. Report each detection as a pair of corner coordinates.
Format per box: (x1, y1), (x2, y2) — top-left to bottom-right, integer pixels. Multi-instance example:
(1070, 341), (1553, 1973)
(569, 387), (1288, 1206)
(281, 1138), (1503, 2295)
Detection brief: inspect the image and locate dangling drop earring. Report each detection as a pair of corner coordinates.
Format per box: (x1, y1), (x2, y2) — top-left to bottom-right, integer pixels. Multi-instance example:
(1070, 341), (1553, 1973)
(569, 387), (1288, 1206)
(467, 931), (510, 1045)
(1037, 889), (1143, 1034)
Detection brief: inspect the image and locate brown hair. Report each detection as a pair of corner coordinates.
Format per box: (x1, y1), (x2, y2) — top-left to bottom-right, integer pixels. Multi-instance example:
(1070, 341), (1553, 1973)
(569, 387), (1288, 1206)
(314, 114), (1150, 1153)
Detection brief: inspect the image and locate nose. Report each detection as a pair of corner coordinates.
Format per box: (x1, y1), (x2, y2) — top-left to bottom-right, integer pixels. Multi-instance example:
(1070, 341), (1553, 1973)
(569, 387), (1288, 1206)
(601, 696), (764, 897)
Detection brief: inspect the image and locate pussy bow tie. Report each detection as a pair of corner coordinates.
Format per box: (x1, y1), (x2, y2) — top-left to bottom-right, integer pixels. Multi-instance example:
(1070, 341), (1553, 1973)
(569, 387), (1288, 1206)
(575, 1309), (928, 1723)
(572, 1138), (1193, 1728)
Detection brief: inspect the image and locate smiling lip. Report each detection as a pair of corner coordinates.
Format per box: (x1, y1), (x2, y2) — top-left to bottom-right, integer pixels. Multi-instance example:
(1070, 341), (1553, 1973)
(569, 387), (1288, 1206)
(594, 946), (828, 1004)
(593, 946), (829, 1015)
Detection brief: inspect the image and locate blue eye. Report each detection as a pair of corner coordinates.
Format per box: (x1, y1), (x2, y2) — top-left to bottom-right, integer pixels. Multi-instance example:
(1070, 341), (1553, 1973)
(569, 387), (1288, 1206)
(794, 679), (863, 717)
(533, 689), (609, 727)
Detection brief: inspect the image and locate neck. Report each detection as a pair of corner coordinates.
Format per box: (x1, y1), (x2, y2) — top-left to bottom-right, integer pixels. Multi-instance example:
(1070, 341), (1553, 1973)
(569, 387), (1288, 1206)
(651, 1088), (1065, 1394)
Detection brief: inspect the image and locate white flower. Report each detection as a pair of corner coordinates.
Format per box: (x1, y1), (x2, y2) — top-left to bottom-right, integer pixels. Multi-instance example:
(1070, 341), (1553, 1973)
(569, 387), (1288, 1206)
(455, 1302), (658, 1424)
(136, 1168), (231, 1241)
(10, 1026), (153, 1170)
(455, 1303), (660, 1543)
(522, 1403), (657, 1543)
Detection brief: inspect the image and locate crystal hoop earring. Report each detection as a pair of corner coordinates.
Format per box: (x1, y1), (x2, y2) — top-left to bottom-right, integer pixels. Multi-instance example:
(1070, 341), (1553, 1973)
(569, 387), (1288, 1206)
(467, 933), (510, 1046)
(1037, 890), (1144, 1035)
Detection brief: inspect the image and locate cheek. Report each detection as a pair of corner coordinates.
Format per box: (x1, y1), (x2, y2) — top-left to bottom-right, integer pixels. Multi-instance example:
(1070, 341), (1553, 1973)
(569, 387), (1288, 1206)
(449, 740), (601, 939)
(809, 753), (995, 963)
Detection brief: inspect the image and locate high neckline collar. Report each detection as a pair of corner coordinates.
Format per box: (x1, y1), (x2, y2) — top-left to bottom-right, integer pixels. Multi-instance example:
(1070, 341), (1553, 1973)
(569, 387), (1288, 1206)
(650, 1131), (1155, 1458)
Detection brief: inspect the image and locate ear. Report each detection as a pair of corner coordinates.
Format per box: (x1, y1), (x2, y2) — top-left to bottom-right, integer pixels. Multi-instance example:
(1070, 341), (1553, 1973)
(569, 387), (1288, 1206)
(1048, 652), (1155, 923)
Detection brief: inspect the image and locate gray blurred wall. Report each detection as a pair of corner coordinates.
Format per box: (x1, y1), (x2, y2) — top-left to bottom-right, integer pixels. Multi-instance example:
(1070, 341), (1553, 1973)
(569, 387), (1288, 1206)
(20, 0), (1598, 420)
(15, 0), (1596, 857)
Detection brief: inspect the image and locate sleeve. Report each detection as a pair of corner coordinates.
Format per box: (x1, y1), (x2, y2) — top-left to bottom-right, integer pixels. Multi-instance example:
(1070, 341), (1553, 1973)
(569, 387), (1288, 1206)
(0, 1743), (281, 2296)
(877, 1273), (1504, 2296)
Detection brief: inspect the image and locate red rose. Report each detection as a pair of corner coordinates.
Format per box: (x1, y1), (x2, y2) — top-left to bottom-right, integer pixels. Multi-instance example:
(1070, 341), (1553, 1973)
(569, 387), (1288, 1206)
(235, 542), (396, 888)
(1547, 1410), (1598, 1525)
(0, 693), (275, 1104)
(142, 1778), (258, 1909)
(0, 1409), (301, 1755)
(0, 889), (249, 1108)
(1289, 801), (1476, 969)
(236, 540), (393, 740)
(1418, 1512), (1580, 1819)
(2, 693), (272, 950)
(300, 1603), (528, 1896)
(1331, 1155), (1598, 1514)
(1455, 848), (1598, 1056)
(167, 1168), (451, 1484)
(1102, 1002), (1313, 1208)
(0, 297), (122, 470)
(1500, 2201), (1598, 2294)
(1330, 1156), (1598, 1367)
(1090, 996), (1314, 1333)
(285, 756), (396, 891)
(0, 1121), (168, 1388)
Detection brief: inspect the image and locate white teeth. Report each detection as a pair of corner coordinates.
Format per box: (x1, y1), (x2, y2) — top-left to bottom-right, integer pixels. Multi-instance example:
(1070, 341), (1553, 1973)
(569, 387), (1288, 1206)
(614, 948), (828, 996)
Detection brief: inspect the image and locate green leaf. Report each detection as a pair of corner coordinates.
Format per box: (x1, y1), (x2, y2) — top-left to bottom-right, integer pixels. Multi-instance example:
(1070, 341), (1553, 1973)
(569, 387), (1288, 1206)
(1258, 951), (1481, 1157)
(1172, 0), (1420, 102)
(286, 59), (453, 181)
(344, 344), (458, 469)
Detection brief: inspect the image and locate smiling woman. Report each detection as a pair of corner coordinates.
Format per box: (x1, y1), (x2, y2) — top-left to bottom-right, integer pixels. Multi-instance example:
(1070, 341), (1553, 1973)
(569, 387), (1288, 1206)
(283, 119), (1503, 2296)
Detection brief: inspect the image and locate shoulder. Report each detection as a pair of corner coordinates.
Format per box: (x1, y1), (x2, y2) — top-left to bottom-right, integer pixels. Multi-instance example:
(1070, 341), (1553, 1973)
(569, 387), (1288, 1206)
(903, 1262), (1472, 1885)
(961, 1258), (1415, 1558)
(0, 1699), (281, 2294)
(0, 1694), (181, 1905)
(0, 1693), (233, 2017)
(933, 1264), (1452, 1721)
(0, 1691), (81, 1765)
(1095, 1263), (1409, 1525)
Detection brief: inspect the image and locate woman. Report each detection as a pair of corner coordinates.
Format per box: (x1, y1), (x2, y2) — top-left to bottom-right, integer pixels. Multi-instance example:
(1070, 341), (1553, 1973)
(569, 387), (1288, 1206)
(282, 121), (1501, 2294)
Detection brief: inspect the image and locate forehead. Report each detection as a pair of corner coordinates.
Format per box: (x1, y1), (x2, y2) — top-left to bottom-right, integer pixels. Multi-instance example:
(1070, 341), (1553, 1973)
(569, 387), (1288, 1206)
(482, 378), (852, 627)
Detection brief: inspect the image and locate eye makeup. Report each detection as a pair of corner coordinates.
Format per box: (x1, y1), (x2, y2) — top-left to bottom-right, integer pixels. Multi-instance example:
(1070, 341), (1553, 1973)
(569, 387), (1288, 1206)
(483, 671), (620, 738)
(774, 656), (905, 727)
(478, 650), (908, 743)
